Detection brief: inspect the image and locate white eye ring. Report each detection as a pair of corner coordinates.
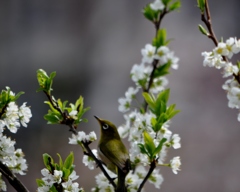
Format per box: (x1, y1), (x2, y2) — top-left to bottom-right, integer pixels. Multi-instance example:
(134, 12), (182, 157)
(102, 124), (109, 129)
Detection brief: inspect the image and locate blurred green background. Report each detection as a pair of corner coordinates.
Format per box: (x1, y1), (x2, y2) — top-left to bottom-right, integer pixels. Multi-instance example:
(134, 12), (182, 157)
(1, 0), (240, 191)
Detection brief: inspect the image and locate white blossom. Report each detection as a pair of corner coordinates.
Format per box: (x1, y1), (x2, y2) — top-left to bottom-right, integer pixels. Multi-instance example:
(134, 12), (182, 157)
(4, 102), (20, 133)
(141, 44), (156, 64)
(150, 76), (168, 94)
(18, 102), (32, 127)
(68, 170), (79, 181)
(202, 51), (226, 69)
(69, 131), (86, 144)
(148, 168), (164, 189)
(82, 149), (98, 170)
(41, 168), (54, 186)
(150, 0), (165, 11)
(170, 156), (181, 174)
(223, 62), (239, 78)
(171, 134), (181, 149)
(214, 42), (229, 56)
(131, 64), (146, 83)
(69, 110), (78, 119)
(118, 97), (131, 113)
(53, 170), (63, 184)
(37, 185), (50, 192)
(125, 87), (139, 100)
(62, 180), (80, 192)
(154, 46), (170, 62)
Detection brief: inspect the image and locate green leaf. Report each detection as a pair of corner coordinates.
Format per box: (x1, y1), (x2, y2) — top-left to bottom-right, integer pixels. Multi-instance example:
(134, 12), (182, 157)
(36, 69), (56, 94)
(49, 185), (58, 192)
(44, 113), (62, 124)
(143, 131), (155, 159)
(151, 117), (157, 128)
(169, 1), (181, 11)
(153, 138), (167, 156)
(13, 91), (25, 101)
(64, 152), (74, 170)
(155, 100), (167, 117)
(143, 5), (159, 22)
(142, 92), (155, 110)
(36, 179), (45, 187)
(138, 143), (148, 155)
(62, 167), (71, 180)
(153, 62), (171, 78)
(162, 0), (172, 6)
(158, 89), (170, 104)
(237, 61), (240, 69)
(43, 153), (54, 171)
(198, 24), (208, 36)
(57, 153), (63, 169)
(166, 104), (180, 119)
(152, 29), (167, 48)
(197, 0), (205, 13)
(153, 121), (162, 132)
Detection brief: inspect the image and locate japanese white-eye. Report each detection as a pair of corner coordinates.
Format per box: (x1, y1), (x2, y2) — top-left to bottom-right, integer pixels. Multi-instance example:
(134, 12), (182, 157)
(94, 116), (131, 192)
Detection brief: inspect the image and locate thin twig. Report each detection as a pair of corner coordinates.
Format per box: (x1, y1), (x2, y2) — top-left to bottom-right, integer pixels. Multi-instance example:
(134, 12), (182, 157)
(200, 0), (230, 66)
(0, 161), (29, 192)
(201, 0), (218, 46)
(68, 124), (117, 189)
(143, 9), (169, 111)
(137, 160), (157, 192)
(42, 90), (117, 189)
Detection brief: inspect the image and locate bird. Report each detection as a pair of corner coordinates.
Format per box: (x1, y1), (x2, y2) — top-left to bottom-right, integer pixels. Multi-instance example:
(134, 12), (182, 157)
(94, 116), (131, 192)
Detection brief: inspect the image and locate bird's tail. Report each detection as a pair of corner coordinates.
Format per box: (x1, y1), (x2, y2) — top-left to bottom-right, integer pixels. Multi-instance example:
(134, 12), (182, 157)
(116, 167), (128, 192)
(116, 159), (131, 192)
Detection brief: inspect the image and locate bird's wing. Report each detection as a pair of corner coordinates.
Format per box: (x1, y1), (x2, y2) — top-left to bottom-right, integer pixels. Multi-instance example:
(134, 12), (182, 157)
(99, 139), (129, 170)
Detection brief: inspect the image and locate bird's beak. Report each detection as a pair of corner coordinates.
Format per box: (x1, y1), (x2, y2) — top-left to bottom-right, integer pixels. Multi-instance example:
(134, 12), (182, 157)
(94, 115), (102, 124)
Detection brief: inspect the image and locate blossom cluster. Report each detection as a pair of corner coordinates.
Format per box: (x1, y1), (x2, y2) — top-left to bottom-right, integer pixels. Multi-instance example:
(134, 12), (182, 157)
(118, 43), (178, 113)
(91, 0), (181, 190)
(202, 37), (240, 121)
(69, 131), (97, 145)
(90, 109), (182, 191)
(2, 101), (32, 133)
(92, 165), (164, 192)
(0, 98), (32, 191)
(118, 110), (181, 171)
(37, 169), (83, 192)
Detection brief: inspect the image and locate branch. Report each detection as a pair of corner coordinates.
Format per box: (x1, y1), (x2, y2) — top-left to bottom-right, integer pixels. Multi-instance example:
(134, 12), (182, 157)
(82, 141), (117, 189)
(69, 124), (117, 189)
(137, 159), (157, 192)
(143, 59), (158, 111)
(143, 9), (169, 111)
(44, 90), (65, 118)
(155, 8), (168, 33)
(0, 161), (29, 192)
(0, 104), (8, 119)
(42, 90), (117, 189)
(200, 0), (230, 64)
(201, 0), (218, 46)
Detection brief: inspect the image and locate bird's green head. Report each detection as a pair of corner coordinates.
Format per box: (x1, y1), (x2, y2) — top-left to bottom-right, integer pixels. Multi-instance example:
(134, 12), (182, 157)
(94, 116), (121, 140)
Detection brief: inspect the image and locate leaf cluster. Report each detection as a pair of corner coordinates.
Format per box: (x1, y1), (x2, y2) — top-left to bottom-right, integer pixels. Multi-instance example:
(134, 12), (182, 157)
(197, 0), (205, 13)
(138, 131), (167, 161)
(37, 69), (56, 95)
(36, 152), (76, 191)
(143, 0), (181, 23)
(0, 87), (24, 118)
(44, 96), (90, 126)
(143, 89), (179, 132)
(36, 69), (90, 127)
(138, 90), (179, 161)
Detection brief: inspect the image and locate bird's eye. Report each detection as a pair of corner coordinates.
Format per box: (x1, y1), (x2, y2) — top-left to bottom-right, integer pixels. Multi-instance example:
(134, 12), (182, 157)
(102, 124), (109, 129)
